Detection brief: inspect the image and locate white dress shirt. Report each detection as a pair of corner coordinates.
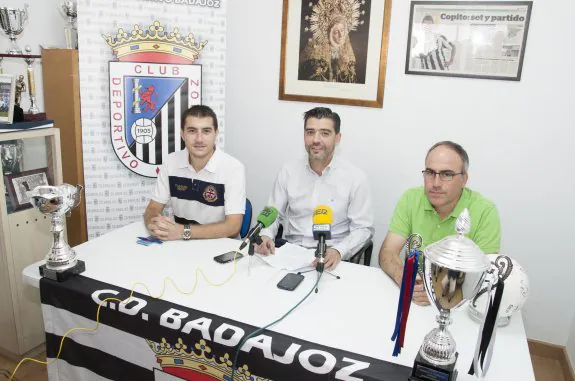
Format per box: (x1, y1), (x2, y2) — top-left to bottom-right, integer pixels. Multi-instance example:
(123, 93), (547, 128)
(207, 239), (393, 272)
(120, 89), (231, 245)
(260, 155), (374, 260)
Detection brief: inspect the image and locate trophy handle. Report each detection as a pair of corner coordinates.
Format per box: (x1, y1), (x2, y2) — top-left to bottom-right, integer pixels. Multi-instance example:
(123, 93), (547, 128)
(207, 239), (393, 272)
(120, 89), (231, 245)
(469, 270), (504, 378)
(22, 4), (29, 24)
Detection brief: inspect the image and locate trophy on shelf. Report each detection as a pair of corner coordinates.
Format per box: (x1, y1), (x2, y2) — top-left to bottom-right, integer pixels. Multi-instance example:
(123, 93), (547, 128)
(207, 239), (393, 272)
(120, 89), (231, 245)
(0, 4), (28, 54)
(0, 140), (23, 213)
(0, 139), (23, 175)
(60, 0), (77, 49)
(14, 74), (25, 106)
(29, 184), (86, 282)
(23, 45), (39, 114)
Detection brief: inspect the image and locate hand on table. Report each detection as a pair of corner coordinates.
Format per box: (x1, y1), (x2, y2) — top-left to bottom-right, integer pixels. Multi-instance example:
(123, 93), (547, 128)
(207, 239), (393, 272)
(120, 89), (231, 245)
(147, 216), (183, 241)
(313, 248), (341, 271)
(255, 236), (275, 255)
(412, 274), (430, 306)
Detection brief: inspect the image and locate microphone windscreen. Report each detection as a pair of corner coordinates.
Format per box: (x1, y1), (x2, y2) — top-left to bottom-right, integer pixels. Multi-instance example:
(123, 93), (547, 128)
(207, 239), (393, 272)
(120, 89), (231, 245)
(313, 205), (333, 225)
(256, 206), (279, 228)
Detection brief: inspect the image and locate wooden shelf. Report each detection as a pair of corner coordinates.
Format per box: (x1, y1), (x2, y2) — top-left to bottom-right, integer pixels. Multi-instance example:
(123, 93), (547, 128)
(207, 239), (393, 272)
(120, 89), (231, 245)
(41, 48), (87, 246)
(0, 128), (63, 356)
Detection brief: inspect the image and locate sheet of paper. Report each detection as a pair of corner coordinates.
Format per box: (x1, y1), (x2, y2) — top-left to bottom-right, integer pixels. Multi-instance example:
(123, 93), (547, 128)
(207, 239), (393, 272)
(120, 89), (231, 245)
(256, 243), (315, 271)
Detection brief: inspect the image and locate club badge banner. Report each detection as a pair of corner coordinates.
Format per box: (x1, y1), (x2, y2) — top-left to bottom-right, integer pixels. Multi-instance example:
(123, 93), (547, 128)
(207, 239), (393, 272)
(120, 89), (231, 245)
(40, 275), (412, 381)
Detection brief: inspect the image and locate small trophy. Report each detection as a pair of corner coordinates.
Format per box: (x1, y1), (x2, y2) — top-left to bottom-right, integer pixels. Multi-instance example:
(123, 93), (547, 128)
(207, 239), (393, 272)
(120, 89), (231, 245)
(60, 0), (77, 49)
(0, 4), (28, 54)
(1, 140), (23, 212)
(29, 184), (86, 282)
(14, 74), (25, 107)
(23, 45), (39, 114)
(0, 139), (23, 175)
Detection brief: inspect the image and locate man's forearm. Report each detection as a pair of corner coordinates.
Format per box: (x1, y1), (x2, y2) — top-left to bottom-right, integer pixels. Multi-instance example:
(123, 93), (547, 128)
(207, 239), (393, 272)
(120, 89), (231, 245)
(144, 209), (158, 228)
(380, 248), (404, 285)
(191, 221), (240, 239)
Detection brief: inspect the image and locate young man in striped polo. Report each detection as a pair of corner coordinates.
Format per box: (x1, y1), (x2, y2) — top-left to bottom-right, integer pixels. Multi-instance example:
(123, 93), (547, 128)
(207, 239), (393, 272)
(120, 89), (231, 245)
(144, 105), (246, 241)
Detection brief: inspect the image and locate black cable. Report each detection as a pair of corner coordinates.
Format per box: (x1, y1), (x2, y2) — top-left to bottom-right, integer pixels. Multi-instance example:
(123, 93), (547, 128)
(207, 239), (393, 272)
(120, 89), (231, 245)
(231, 272), (323, 381)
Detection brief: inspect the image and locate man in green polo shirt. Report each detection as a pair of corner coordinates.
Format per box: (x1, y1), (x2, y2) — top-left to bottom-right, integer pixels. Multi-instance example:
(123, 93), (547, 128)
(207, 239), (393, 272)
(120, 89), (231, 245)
(379, 141), (500, 306)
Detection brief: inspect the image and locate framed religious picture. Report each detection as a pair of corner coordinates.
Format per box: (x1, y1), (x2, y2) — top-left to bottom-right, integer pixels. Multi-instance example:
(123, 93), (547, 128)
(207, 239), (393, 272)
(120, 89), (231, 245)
(279, 0), (392, 108)
(405, 1), (533, 81)
(6, 167), (49, 211)
(0, 74), (16, 123)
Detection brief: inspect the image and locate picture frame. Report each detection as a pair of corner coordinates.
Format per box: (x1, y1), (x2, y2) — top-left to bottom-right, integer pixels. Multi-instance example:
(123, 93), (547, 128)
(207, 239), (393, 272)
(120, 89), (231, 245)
(5, 167), (49, 211)
(0, 74), (16, 123)
(405, 1), (533, 81)
(279, 0), (392, 108)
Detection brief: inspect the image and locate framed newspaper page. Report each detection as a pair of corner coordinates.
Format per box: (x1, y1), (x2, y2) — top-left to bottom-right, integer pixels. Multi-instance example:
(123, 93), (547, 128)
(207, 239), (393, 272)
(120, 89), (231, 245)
(405, 1), (533, 81)
(279, 0), (392, 108)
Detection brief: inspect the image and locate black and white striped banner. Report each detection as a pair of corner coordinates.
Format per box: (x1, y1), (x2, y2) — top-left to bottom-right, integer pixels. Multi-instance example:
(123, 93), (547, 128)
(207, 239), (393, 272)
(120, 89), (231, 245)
(40, 276), (411, 381)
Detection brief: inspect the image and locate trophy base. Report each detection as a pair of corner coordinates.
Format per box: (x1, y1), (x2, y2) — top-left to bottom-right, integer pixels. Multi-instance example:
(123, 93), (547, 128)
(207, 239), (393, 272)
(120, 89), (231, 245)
(39, 260), (85, 282)
(23, 112), (47, 121)
(409, 352), (458, 381)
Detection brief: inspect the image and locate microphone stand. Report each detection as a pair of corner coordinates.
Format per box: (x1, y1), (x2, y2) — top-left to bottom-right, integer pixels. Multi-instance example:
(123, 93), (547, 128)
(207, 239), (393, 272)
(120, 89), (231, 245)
(298, 236), (340, 293)
(246, 233), (268, 276)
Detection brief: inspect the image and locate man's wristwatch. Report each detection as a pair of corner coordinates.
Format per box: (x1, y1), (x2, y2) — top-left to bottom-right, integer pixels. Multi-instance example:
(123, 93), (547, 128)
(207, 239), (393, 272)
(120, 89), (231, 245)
(182, 224), (192, 240)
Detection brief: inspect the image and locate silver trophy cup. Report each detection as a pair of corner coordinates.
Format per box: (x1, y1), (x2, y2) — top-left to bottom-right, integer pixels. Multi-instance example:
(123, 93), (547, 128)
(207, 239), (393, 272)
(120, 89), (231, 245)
(30, 184), (86, 281)
(0, 139), (23, 175)
(410, 209), (491, 381)
(1, 140), (23, 212)
(60, 0), (77, 49)
(0, 4), (28, 54)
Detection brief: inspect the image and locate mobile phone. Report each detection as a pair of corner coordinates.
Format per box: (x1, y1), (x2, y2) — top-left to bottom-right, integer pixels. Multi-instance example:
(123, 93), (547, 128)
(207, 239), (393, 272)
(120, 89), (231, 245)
(277, 273), (305, 291)
(214, 251), (244, 264)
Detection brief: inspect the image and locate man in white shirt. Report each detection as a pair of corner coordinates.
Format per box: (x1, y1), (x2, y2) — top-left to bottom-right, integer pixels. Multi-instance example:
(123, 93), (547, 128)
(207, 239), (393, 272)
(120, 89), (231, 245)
(144, 105), (246, 241)
(256, 107), (374, 269)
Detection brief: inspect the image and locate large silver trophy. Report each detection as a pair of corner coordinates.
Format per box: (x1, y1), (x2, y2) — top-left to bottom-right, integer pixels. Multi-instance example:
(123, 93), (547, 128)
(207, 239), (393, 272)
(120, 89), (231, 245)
(60, 0), (77, 49)
(0, 4), (28, 54)
(30, 184), (86, 282)
(410, 209), (494, 381)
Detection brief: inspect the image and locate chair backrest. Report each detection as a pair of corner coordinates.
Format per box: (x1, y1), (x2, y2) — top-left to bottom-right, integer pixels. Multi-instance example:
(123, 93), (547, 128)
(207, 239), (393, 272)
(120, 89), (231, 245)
(346, 239), (374, 267)
(240, 198), (253, 238)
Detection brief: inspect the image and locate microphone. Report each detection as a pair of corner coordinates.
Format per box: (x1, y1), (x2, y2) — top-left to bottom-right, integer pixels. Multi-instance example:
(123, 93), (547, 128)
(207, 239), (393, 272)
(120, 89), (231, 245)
(239, 206), (279, 250)
(312, 205), (333, 272)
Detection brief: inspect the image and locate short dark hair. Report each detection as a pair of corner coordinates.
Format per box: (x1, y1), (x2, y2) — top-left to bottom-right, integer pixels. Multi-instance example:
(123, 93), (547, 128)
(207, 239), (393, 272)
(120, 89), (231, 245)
(181, 105), (218, 130)
(427, 141), (469, 173)
(303, 107), (341, 134)
(422, 15), (434, 23)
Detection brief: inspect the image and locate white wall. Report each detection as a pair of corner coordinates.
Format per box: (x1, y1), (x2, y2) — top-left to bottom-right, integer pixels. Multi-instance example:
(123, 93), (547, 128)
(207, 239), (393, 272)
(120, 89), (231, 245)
(0, 0), (67, 114)
(225, 0), (575, 346)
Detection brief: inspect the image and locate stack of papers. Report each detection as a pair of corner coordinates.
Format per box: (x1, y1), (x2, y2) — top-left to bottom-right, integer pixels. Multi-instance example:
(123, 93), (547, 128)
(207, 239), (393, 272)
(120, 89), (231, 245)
(256, 243), (315, 271)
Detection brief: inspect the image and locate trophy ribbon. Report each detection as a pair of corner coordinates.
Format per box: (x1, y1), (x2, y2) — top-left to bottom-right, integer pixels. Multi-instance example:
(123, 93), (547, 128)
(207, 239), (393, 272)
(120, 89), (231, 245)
(469, 277), (505, 377)
(391, 247), (420, 356)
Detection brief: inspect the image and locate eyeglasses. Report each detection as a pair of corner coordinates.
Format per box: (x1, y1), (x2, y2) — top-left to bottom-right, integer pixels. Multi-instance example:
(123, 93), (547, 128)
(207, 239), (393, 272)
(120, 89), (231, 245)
(422, 169), (464, 181)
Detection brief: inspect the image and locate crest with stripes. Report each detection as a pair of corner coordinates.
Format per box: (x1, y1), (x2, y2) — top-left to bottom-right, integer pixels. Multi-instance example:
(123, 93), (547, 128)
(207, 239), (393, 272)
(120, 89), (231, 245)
(104, 21), (206, 177)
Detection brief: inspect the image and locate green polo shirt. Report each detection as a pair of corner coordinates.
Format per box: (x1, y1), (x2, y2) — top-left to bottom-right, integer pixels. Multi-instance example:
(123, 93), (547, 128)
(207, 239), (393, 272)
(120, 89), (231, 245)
(389, 187), (500, 253)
